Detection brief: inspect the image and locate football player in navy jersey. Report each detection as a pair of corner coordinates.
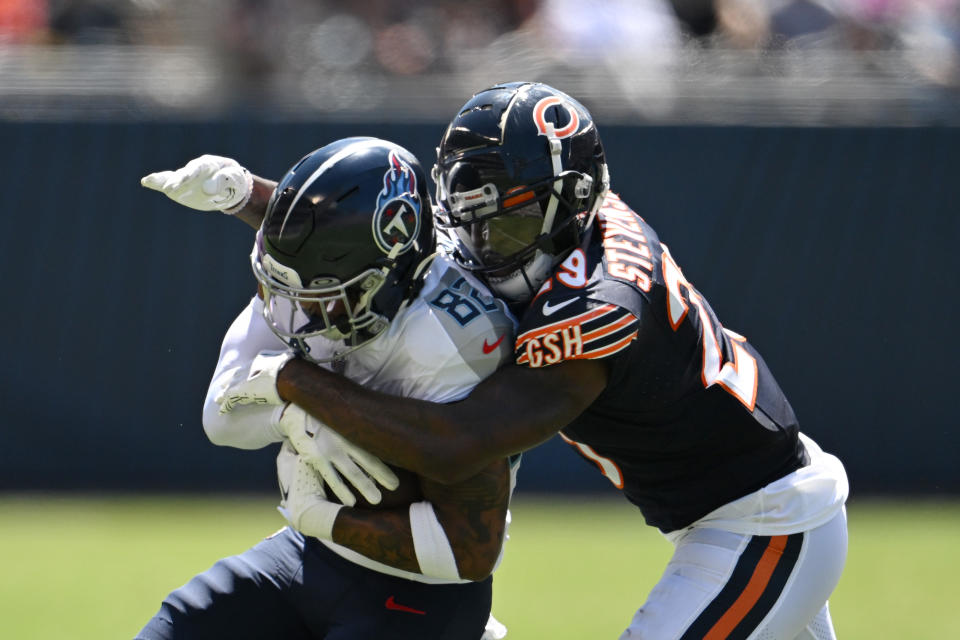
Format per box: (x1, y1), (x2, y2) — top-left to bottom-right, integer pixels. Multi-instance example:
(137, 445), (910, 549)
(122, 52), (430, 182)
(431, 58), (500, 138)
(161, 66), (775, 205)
(138, 139), (514, 640)
(168, 84), (849, 639)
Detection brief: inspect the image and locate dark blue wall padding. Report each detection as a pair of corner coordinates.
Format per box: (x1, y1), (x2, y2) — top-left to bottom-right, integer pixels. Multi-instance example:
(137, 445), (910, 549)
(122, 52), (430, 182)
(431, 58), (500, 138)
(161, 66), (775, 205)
(0, 122), (956, 496)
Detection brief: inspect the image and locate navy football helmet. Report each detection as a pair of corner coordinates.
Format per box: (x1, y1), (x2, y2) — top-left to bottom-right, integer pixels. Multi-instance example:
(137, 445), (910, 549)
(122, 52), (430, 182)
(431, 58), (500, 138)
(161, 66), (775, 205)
(252, 137), (435, 362)
(433, 82), (609, 302)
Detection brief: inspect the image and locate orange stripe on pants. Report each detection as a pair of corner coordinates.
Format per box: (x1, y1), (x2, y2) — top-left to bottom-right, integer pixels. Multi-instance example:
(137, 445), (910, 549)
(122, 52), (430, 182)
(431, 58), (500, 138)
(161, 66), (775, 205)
(703, 535), (788, 640)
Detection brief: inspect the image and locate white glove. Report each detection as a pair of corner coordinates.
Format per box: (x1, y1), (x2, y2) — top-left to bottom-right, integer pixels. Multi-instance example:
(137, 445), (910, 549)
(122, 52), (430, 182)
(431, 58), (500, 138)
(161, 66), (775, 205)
(482, 614), (508, 640)
(141, 154), (253, 214)
(278, 403), (400, 507)
(215, 351), (294, 414)
(276, 440), (342, 540)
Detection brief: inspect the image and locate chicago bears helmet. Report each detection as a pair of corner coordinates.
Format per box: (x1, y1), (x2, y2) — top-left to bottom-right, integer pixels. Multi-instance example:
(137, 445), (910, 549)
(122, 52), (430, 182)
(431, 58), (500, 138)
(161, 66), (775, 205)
(433, 81), (609, 302)
(252, 137), (435, 362)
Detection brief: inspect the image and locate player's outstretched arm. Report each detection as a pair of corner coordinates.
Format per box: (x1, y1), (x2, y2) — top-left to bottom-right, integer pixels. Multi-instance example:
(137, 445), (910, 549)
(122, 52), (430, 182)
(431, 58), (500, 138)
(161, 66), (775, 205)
(140, 154), (275, 230)
(232, 175), (275, 229)
(277, 357), (609, 484)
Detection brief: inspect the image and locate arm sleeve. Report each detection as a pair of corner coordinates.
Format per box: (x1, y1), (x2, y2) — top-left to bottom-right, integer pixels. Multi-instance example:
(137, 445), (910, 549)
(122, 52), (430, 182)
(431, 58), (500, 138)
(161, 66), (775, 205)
(202, 296), (289, 449)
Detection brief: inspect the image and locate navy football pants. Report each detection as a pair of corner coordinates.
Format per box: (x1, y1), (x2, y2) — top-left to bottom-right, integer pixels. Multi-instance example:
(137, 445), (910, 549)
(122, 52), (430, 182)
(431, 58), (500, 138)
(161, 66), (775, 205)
(135, 526), (492, 640)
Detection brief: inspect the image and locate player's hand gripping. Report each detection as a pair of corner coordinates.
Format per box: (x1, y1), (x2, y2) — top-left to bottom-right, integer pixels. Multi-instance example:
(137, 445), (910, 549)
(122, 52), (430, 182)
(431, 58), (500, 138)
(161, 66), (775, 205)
(141, 154), (253, 213)
(278, 403), (399, 507)
(215, 351), (399, 506)
(276, 440), (343, 539)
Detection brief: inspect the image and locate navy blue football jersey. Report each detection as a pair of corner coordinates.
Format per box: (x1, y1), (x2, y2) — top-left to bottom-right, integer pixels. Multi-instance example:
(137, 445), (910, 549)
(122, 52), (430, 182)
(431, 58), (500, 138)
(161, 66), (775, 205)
(515, 193), (807, 532)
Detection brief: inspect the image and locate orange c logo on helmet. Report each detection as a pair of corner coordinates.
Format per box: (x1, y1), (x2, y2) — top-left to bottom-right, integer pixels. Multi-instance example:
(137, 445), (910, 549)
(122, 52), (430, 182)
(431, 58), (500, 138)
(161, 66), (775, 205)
(533, 96), (580, 139)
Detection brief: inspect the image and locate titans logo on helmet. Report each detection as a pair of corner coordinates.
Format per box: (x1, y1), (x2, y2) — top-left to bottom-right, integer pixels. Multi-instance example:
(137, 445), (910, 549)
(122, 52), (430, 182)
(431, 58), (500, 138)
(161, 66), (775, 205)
(372, 150), (422, 255)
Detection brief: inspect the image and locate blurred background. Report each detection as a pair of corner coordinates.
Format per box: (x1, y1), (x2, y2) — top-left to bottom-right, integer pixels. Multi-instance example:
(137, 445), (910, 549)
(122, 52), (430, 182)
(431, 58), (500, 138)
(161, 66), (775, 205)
(0, 0), (956, 496)
(1, 0), (959, 123)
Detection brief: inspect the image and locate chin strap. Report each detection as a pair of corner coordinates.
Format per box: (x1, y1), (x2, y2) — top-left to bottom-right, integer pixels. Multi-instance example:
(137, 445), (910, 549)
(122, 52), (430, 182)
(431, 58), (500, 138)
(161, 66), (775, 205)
(583, 163), (611, 231)
(540, 122), (565, 239)
(349, 242), (406, 337)
(411, 251), (438, 282)
(397, 251), (438, 317)
(542, 121), (610, 237)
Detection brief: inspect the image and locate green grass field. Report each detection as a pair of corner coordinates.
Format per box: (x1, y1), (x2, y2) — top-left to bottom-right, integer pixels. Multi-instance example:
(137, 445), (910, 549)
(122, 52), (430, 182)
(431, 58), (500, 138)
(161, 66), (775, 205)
(0, 494), (956, 639)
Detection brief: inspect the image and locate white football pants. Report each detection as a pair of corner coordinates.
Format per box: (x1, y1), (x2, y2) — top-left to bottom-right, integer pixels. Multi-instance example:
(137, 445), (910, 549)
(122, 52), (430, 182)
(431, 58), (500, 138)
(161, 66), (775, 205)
(620, 509), (847, 639)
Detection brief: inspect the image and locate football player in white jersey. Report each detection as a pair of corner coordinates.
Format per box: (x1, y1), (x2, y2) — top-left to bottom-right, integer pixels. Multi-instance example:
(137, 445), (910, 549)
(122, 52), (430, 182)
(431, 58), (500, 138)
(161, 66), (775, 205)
(179, 84), (850, 640)
(137, 138), (515, 640)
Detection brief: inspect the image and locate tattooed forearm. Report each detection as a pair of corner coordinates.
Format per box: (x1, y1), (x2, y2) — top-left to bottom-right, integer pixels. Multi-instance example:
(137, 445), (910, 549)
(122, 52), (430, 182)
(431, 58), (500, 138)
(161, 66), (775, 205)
(331, 509), (420, 574)
(324, 459), (512, 581)
(422, 459), (511, 580)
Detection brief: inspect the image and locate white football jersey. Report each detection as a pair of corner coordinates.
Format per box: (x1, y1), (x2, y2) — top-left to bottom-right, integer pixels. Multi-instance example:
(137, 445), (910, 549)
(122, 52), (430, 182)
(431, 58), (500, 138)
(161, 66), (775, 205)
(292, 254), (516, 403)
(202, 254), (519, 583)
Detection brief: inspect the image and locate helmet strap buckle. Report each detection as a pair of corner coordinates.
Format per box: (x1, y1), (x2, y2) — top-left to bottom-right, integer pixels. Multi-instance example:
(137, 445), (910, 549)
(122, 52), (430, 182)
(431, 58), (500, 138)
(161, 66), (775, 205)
(574, 174), (593, 199)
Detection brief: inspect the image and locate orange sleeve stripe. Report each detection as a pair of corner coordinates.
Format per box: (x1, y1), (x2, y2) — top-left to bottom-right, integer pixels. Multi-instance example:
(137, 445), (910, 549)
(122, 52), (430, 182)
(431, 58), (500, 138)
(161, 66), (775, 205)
(516, 304), (619, 343)
(581, 313), (636, 343)
(515, 330), (637, 366)
(703, 535), (789, 640)
(573, 331), (638, 360)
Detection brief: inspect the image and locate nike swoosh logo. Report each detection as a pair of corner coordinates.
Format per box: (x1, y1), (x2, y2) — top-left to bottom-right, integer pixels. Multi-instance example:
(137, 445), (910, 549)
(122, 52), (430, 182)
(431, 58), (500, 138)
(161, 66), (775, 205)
(542, 297), (579, 316)
(482, 335), (506, 354)
(385, 595), (426, 615)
